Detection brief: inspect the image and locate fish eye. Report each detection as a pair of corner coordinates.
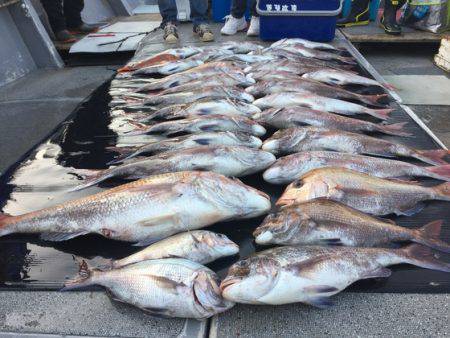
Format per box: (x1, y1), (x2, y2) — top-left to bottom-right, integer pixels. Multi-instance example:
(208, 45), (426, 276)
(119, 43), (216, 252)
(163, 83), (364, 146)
(293, 180), (303, 188)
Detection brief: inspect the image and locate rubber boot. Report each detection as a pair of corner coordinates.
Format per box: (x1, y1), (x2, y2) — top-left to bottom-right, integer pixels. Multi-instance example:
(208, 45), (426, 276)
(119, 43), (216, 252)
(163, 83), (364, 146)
(380, 0), (402, 35)
(337, 0), (370, 27)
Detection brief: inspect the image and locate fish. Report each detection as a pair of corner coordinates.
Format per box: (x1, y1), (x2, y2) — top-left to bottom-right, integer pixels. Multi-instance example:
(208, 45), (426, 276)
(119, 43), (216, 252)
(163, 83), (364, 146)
(254, 199), (450, 252)
(276, 167), (450, 216)
(0, 171), (271, 244)
(253, 107), (409, 136)
(270, 44), (356, 65)
(247, 70), (302, 82)
(118, 47), (201, 72)
(220, 245), (450, 306)
(221, 41), (264, 54)
(216, 54), (275, 64)
(137, 62), (249, 91)
(64, 259), (234, 318)
(109, 131), (263, 163)
(112, 230), (239, 268)
(270, 38), (346, 53)
(128, 115), (266, 137)
(244, 59), (336, 76)
(245, 79), (388, 107)
(72, 145), (276, 190)
(253, 93), (393, 120)
(302, 69), (389, 89)
(144, 100), (261, 121)
(262, 127), (449, 165)
(143, 86), (254, 106)
(133, 59), (204, 76)
(263, 151), (450, 184)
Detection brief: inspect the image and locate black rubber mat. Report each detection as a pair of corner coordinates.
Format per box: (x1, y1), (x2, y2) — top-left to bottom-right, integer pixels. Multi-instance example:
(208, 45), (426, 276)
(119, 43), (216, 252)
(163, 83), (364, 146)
(0, 55), (449, 293)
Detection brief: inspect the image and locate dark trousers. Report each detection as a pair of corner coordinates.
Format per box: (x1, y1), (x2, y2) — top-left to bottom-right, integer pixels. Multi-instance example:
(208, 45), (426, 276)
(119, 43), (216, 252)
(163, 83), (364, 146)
(158, 0), (208, 28)
(41, 0), (84, 32)
(231, 0), (258, 18)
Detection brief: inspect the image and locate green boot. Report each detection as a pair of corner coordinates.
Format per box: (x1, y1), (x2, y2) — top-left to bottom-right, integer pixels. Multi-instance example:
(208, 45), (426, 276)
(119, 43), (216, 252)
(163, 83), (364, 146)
(337, 0), (370, 27)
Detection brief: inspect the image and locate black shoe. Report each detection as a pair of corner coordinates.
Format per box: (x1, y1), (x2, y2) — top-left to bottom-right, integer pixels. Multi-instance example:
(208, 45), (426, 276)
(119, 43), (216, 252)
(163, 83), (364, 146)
(380, 0), (402, 35)
(55, 29), (77, 42)
(163, 22), (179, 43)
(68, 22), (101, 34)
(337, 0), (370, 27)
(194, 24), (214, 42)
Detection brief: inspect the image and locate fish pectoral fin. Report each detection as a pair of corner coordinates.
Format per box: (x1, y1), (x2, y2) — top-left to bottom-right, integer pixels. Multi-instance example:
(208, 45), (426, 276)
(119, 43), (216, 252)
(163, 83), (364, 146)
(304, 296), (334, 309)
(360, 266), (392, 280)
(146, 275), (187, 294)
(304, 285), (339, 294)
(334, 185), (377, 197)
(199, 124), (220, 132)
(138, 213), (182, 227)
(395, 202), (425, 217)
(194, 138), (212, 145)
(40, 231), (89, 242)
(138, 306), (172, 318)
(285, 255), (330, 276)
(318, 238), (343, 246)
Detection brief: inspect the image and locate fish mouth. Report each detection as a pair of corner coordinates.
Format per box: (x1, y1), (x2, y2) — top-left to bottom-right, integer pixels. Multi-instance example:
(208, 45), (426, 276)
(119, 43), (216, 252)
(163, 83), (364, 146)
(275, 198), (296, 207)
(219, 277), (241, 293)
(254, 230), (273, 244)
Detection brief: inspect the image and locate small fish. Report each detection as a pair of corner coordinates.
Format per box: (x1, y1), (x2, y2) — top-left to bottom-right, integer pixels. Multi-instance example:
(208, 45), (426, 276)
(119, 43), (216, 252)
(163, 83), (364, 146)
(112, 230), (239, 268)
(253, 108), (408, 136)
(303, 69), (388, 89)
(270, 38), (346, 53)
(276, 167), (450, 216)
(143, 86), (254, 106)
(133, 59), (204, 76)
(220, 245), (450, 306)
(144, 100), (261, 121)
(247, 70), (302, 82)
(73, 145), (276, 190)
(128, 115), (266, 137)
(263, 151), (450, 184)
(64, 259), (234, 318)
(254, 199), (450, 252)
(0, 171), (271, 244)
(253, 93), (393, 120)
(109, 131), (263, 163)
(262, 127), (449, 165)
(245, 79), (388, 107)
(216, 54), (275, 64)
(270, 44), (356, 65)
(221, 41), (264, 54)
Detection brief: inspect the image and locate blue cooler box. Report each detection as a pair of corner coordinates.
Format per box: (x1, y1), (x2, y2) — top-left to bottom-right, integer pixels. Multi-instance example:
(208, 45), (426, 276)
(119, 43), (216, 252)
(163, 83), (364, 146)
(257, 0), (343, 41)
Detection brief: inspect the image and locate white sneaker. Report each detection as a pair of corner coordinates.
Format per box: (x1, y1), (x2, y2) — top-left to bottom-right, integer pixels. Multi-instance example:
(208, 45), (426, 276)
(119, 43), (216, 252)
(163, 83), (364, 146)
(247, 16), (260, 36)
(221, 15), (247, 35)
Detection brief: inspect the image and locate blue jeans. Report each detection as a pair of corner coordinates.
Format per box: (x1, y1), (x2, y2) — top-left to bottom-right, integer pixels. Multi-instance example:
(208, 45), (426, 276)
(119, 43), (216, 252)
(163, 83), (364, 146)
(158, 0), (208, 28)
(231, 0), (258, 18)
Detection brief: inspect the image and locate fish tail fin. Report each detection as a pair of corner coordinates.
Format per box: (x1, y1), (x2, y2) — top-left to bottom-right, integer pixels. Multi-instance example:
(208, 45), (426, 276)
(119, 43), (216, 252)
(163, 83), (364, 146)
(414, 149), (450, 166)
(401, 244), (450, 273)
(0, 213), (13, 237)
(69, 169), (114, 192)
(424, 164), (450, 181)
(378, 122), (412, 137)
(432, 182), (450, 201)
(414, 220), (450, 253)
(368, 108), (394, 120)
(61, 260), (97, 291)
(358, 94), (390, 107)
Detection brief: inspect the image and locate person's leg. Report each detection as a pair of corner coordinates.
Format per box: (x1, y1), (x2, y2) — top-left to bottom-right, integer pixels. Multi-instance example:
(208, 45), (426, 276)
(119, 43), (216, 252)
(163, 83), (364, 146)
(189, 0), (208, 28)
(250, 0), (258, 17)
(64, 0), (83, 29)
(231, 0), (247, 19)
(40, 0), (67, 33)
(158, 0), (179, 27)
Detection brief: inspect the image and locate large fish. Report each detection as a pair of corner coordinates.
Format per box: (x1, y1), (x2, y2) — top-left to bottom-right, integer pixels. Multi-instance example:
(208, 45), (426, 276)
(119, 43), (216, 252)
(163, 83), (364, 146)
(253, 93), (393, 120)
(276, 167), (450, 216)
(220, 245), (450, 306)
(112, 230), (239, 269)
(263, 151), (450, 184)
(0, 171), (271, 244)
(128, 115), (266, 137)
(109, 131), (263, 163)
(143, 86), (254, 106)
(270, 44), (356, 65)
(262, 127), (449, 165)
(244, 59), (336, 76)
(253, 108), (409, 136)
(133, 59), (204, 76)
(270, 38), (346, 54)
(302, 69), (389, 89)
(221, 41), (264, 54)
(73, 145), (276, 190)
(254, 199), (450, 252)
(245, 79), (388, 107)
(64, 259), (234, 318)
(144, 100), (261, 121)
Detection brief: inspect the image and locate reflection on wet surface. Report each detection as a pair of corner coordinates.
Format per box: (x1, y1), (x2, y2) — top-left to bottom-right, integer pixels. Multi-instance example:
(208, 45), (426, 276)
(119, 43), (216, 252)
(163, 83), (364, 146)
(0, 81), (449, 292)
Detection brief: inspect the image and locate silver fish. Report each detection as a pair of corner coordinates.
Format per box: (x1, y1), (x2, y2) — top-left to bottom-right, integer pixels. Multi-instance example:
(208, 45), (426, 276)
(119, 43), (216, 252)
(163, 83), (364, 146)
(303, 69), (388, 89)
(220, 245), (450, 306)
(276, 167), (450, 216)
(133, 59), (204, 76)
(73, 145), (276, 189)
(270, 38), (345, 53)
(253, 93), (393, 120)
(263, 151), (450, 184)
(0, 171), (271, 244)
(254, 199), (450, 253)
(244, 59), (335, 76)
(270, 45), (356, 65)
(221, 41), (264, 54)
(112, 230), (239, 268)
(64, 259), (234, 318)
(253, 107), (409, 136)
(262, 127), (449, 165)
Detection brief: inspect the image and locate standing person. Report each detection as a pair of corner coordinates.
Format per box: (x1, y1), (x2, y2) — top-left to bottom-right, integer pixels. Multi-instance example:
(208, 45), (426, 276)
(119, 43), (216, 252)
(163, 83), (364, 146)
(158, 0), (214, 43)
(40, 0), (99, 42)
(221, 0), (260, 36)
